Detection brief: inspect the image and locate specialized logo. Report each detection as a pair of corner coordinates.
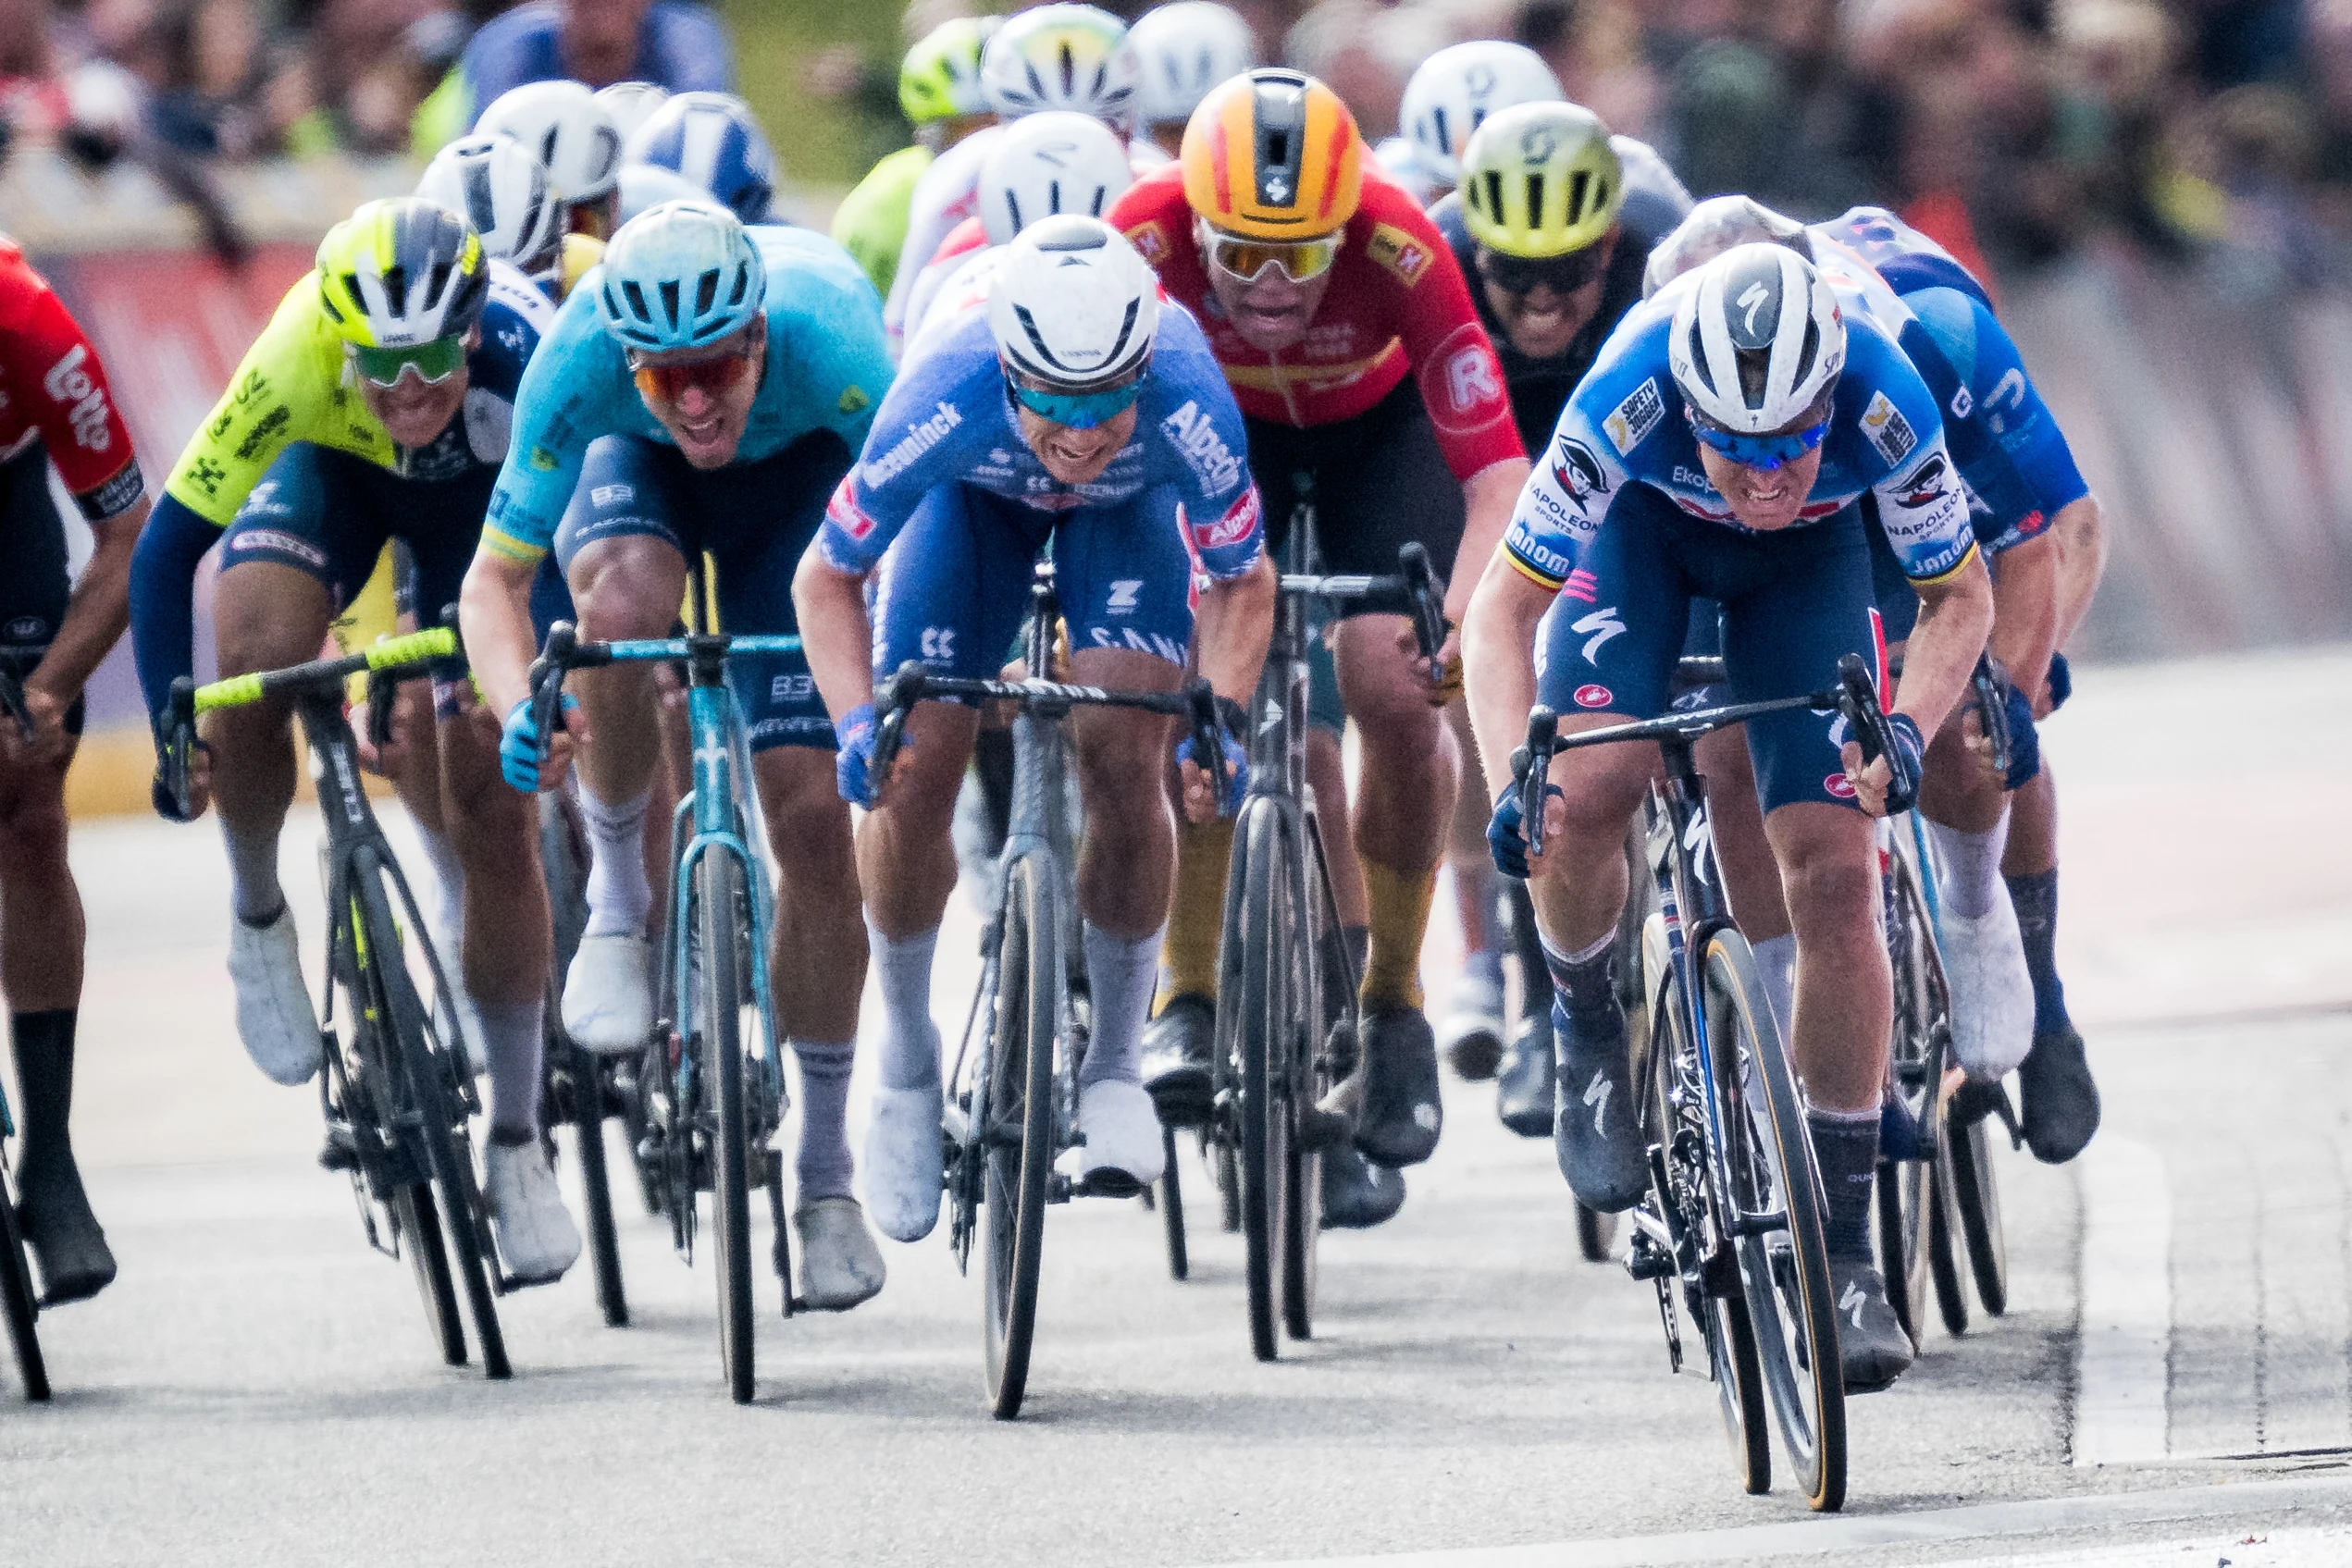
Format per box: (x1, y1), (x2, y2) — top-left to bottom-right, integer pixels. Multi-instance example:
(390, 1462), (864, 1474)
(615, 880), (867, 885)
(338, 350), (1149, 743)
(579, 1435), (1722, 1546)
(862, 401), (963, 487)
(1366, 223), (1432, 286)
(1580, 1071), (1613, 1135)
(1107, 579), (1142, 613)
(1682, 802), (1716, 889)
(1839, 1279), (1865, 1328)
(1603, 379), (1664, 454)
(42, 345), (112, 451)
(1572, 606), (1624, 664)
(1735, 279), (1771, 339)
(1445, 344), (1501, 415)
(1893, 452), (1950, 509)
(1125, 221), (1170, 266)
(1859, 390), (1916, 465)
(1573, 683), (1612, 708)
(1188, 485), (1260, 552)
(1552, 434), (1611, 505)
(1160, 400), (1244, 498)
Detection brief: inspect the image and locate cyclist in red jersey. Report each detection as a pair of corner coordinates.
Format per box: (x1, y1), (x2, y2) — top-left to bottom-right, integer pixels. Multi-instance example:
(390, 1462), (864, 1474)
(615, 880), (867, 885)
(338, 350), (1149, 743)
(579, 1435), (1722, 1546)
(0, 236), (150, 1305)
(1110, 69), (1529, 1225)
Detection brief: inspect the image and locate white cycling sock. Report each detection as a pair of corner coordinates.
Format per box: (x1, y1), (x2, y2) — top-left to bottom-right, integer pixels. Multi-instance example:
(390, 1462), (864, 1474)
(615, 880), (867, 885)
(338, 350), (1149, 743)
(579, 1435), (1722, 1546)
(791, 1038), (858, 1201)
(869, 919), (942, 1091)
(411, 819), (465, 956)
(578, 785), (652, 939)
(1080, 921), (1162, 1090)
(1926, 809), (2010, 921)
(1752, 932), (1797, 1042)
(221, 821), (285, 926)
(477, 996), (545, 1138)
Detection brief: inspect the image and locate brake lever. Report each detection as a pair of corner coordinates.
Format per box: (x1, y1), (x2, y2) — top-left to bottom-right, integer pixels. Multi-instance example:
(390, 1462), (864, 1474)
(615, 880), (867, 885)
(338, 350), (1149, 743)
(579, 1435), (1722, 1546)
(1835, 652), (1916, 815)
(365, 668), (398, 751)
(526, 621), (578, 772)
(165, 675), (197, 818)
(869, 661), (927, 788)
(1186, 680), (1230, 813)
(1397, 542), (1447, 679)
(1971, 655), (2012, 782)
(1519, 706), (1559, 858)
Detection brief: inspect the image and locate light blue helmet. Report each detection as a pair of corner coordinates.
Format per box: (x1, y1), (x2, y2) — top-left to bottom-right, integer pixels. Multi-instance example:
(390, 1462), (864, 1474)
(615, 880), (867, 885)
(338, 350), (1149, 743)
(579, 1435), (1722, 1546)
(624, 91), (776, 225)
(595, 198), (765, 352)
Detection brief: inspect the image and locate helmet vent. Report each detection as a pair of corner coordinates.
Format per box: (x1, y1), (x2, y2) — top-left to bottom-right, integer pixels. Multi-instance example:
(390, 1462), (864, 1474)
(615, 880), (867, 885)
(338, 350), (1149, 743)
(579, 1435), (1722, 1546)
(381, 265), (409, 315)
(1684, 319), (1717, 395)
(623, 279), (650, 323)
(1526, 173), (1544, 229)
(1480, 170), (1502, 220)
(694, 267), (720, 316)
(423, 259), (452, 310)
(1567, 169), (1589, 223)
(728, 264), (750, 305)
(658, 278), (682, 327)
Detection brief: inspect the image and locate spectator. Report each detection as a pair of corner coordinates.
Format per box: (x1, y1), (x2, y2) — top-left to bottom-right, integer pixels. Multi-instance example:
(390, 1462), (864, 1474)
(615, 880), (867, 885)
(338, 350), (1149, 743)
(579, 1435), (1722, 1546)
(454, 0), (731, 127)
(143, 0), (291, 157)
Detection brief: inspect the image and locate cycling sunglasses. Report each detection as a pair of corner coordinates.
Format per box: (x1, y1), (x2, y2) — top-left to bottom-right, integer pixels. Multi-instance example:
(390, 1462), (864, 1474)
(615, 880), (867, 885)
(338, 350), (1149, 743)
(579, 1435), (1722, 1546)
(1202, 229), (1343, 286)
(349, 335), (466, 389)
(628, 340), (760, 403)
(1687, 406), (1832, 471)
(1009, 377), (1144, 430)
(1476, 244), (1606, 298)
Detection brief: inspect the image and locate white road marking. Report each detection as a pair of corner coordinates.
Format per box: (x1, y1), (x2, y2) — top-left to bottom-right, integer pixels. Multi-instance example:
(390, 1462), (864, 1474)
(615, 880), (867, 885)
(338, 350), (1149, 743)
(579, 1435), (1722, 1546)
(2075, 1134), (2173, 1465)
(1195, 1475), (2352, 1568)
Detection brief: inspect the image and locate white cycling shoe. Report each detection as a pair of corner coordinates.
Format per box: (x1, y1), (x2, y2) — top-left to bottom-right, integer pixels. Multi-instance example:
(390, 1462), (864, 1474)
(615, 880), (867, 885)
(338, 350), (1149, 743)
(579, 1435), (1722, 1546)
(1070, 1080), (1166, 1191)
(562, 933), (653, 1055)
(1940, 899), (2036, 1080)
(794, 1197), (887, 1310)
(486, 1137), (581, 1285)
(228, 907), (323, 1086)
(863, 1082), (947, 1243)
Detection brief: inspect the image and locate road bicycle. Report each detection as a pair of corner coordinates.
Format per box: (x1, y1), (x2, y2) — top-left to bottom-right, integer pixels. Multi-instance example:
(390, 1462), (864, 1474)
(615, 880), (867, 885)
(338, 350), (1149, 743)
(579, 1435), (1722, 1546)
(870, 561), (1227, 1418)
(0, 648), (50, 1399)
(165, 629), (510, 1378)
(526, 586), (803, 1404)
(1516, 651), (1913, 1512)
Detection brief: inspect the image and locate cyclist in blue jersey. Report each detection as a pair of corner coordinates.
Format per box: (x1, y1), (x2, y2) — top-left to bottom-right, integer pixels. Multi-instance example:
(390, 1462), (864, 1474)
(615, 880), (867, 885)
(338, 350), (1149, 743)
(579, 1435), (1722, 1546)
(793, 216), (1275, 1245)
(1463, 244), (1996, 1392)
(458, 0), (731, 126)
(458, 200), (894, 1311)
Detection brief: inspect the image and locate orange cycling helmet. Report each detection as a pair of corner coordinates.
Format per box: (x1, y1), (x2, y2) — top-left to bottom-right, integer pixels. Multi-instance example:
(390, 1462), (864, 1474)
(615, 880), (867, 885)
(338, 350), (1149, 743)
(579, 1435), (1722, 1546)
(1180, 68), (1364, 240)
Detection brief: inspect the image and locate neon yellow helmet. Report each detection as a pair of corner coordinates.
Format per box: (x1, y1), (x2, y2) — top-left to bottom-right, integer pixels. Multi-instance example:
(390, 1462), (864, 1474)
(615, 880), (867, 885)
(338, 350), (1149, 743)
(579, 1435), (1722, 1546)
(315, 197), (488, 348)
(900, 16), (999, 125)
(1459, 101), (1624, 259)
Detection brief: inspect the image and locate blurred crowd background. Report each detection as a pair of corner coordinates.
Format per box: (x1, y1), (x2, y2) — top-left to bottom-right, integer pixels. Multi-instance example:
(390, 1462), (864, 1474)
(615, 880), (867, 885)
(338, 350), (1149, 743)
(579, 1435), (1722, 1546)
(3, 0), (2348, 296)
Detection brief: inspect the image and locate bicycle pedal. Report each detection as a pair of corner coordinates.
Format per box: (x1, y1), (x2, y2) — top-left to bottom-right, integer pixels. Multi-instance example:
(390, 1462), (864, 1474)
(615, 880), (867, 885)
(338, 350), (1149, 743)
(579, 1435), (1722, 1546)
(317, 1126), (360, 1173)
(1625, 1232), (1674, 1282)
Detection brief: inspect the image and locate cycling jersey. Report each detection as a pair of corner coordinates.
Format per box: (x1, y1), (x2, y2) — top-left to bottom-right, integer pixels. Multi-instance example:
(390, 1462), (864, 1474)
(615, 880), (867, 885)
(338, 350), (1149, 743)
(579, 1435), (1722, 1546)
(1430, 134), (1692, 455)
(1504, 274), (1977, 595)
(832, 143), (934, 301)
(897, 214), (990, 347)
(458, 0), (732, 124)
(480, 225), (890, 565)
(130, 260), (550, 724)
(1812, 206), (1994, 313)
(1108, 164), (1522, 481)
(0, 239), (143, 524)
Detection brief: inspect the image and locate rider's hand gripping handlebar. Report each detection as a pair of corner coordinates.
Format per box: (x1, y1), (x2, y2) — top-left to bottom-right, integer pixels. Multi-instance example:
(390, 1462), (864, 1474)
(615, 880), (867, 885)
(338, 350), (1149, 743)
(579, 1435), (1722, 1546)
(525, 621), (579, 774)
(1517, 706), (1560, 859)
(1396, 541), (1447, 681)
(1834, 652), (1918, 816)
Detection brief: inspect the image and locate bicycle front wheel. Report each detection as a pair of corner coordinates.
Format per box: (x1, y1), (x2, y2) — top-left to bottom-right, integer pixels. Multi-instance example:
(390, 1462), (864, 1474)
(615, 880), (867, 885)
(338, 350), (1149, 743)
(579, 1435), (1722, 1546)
(1706, 929), (1845, 1512)
(1947, 1112), (2009, 1315)
(984, 855), (1057, 1418)
(1231, 802), (1297, 1362)
(1876, 837), (1944, 1347)
(697, 850), (757, 1404)
(0, 1172), (49, 1400)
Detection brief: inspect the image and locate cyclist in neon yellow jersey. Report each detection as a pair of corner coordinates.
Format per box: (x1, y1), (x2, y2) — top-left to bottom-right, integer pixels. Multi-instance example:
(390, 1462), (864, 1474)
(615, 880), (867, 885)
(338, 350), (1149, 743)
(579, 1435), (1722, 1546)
(831, 16), (998, 301)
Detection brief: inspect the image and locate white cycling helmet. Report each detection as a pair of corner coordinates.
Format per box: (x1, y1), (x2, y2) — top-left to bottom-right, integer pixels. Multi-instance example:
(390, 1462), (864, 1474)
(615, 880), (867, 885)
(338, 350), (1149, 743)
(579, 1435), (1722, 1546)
(980, 4), (1142, 130)
(980, 111), (1134, 244)
(1128, 2), (1256, 129)
(1668, 243), (1846, 435)
(593, 80), (671, 143)
(596, 198), (766, 353)
(615, 162), (709, 227)
(1398, 41), (1563, 189)
(476, 80), (623, 204)
(417, 133), (563, 281)
(988, 214), (1158, 392)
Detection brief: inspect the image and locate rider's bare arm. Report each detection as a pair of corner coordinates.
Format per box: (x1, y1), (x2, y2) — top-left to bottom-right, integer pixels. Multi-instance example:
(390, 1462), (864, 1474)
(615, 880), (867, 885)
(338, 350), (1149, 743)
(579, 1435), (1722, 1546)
(23, 494), (146, 752)
(790, 547), (876, 725)
(1192, 550), (1275, 709)
(1463, 548), (1554, 808)
(1894, 549), (1996, 745)
(2048, 493), (2107, 654)
(1449, 457), (1534, 642)
(458, 549), (545, 727)
(1987, 530), (2060, 701)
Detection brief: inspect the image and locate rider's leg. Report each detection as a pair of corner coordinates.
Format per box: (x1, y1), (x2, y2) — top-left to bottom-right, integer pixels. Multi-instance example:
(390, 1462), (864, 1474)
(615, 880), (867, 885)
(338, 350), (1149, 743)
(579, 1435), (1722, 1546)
(1439, 696), (1506, 1077)
(2003, 754), (2098, 1159)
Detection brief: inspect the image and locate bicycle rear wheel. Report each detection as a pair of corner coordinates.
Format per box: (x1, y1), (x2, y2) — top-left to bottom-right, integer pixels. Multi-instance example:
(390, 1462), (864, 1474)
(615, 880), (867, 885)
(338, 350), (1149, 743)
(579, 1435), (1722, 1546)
(0, 1172), (49, 1401)
(1706, 929), (1845, 1512)
(395, 1181), (464, 1366)
(1947, 1113), (2008, 1315)
(697, 851), (757, 1404)
(984, 855), (1057, 1419)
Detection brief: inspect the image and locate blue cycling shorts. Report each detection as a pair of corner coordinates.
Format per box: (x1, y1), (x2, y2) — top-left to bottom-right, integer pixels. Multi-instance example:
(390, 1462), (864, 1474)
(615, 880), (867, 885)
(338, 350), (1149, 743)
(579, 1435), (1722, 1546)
(552, 431), (852, 753)
(870, 480), (1196, 688)
(1535, 486), (1884, 814)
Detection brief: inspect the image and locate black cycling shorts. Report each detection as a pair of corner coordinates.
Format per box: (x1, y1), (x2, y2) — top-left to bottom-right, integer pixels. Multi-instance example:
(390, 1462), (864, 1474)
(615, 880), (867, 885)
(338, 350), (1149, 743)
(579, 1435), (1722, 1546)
(0, 444), (85, 736)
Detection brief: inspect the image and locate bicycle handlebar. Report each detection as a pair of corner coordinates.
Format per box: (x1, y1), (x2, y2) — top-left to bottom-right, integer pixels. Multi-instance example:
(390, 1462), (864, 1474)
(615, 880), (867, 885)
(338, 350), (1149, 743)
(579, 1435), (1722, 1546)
(524, 620), (809, 775)
(1275, 541), (1447, 676)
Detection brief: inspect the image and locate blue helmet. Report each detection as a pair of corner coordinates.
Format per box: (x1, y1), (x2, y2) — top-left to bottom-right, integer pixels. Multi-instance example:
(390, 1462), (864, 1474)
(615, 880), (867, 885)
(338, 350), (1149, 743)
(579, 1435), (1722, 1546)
(595, 198), (766, 352)
(624, 92), (776, 225)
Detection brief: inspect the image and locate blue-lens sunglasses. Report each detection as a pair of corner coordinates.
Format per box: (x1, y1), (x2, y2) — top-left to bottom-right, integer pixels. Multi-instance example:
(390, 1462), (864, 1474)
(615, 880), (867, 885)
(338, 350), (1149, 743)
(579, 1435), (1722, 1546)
(1687, 406), (1831, 471)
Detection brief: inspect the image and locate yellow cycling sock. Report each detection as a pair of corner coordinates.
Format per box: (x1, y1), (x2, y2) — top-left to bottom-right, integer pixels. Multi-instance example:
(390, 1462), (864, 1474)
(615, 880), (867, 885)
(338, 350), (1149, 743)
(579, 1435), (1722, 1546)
(1360, 859), (1438, 1014)
(1156, 816), (1234, 1009)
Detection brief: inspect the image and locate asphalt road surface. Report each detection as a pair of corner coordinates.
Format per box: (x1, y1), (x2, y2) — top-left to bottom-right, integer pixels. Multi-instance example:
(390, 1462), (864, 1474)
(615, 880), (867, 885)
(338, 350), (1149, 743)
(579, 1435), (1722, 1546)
(8, 648), (2351, 1567)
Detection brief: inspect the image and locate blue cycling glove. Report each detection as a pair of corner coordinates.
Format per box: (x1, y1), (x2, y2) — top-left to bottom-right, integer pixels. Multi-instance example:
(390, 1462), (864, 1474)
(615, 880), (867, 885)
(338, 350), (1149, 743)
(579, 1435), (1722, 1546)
(835, 702), (882, 808)
(1487, 780), (1562, 881)
(1175, 702), (1249, 818)
(2045, 650), (2072, 714)
(1999, 675), (2040, 791)
(500, 693), (576, 794)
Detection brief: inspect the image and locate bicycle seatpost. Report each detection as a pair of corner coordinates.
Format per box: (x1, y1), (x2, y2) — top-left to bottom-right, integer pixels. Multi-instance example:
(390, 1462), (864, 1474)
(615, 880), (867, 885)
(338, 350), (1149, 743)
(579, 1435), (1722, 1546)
(1520, 706), (1560, 857)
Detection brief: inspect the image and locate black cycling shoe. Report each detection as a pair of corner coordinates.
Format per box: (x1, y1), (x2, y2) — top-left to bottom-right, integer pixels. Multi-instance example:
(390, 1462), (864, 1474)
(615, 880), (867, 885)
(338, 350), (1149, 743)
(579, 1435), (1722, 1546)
(1355, 1006), (1442, 1168)
(1319, 1143), (1407, 1229)
(1829, 1254), (1915, 1392)
(1552, 999), (1648, 1212)
(16, 1162), (117, 1306)
(2018, 1023), (2100, 1165)
(1948, 1078), (2013, 1132)
(1879, 1090), (1925, 1162)
(1495, 1010), (1556, 1139)
(1141, 994), (1216, 1127)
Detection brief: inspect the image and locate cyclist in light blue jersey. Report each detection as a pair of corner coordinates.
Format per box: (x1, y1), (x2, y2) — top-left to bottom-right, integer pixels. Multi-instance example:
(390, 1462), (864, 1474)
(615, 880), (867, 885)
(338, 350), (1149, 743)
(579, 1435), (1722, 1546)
(459, 200), (894, 1311)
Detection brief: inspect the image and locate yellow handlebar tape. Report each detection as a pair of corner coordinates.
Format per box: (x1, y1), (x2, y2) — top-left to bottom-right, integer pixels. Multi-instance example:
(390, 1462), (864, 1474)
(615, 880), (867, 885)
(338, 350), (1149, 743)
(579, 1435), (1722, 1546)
(192, 626), (459, 714)
(363, 625), (457, 670)
(193, 672), (266, 713)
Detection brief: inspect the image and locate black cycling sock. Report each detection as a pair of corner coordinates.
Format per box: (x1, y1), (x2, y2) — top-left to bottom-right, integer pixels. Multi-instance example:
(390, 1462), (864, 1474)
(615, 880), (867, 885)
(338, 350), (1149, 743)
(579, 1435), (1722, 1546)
(9, 1009), (78, 1184)
(1808, 1110), (1879, 1258)
(1540, 932), (1620, 1040)
(2006, 870), (2071, 1037)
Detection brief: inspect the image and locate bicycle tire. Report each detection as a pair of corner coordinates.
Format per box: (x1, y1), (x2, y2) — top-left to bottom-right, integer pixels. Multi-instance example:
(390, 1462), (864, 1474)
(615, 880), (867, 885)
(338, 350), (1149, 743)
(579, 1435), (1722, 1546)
(1575, 1203), (1617, 1264)
(984, 855), (1056, 1419)
(1705, 929), (1846, 1512)
(1215, 1139), (1241, 1234)
(566, 1041), (628, 1328)
(1159, 1127), (1188, 1281)
(699, 851), (757, 1404)
(0, 1174), (49, 1401)
(1877, 833), (1943, 1347)
(1927, 1134), (1969, 1337)
(1233, 803), (1293, 1362)
(355, 856), (510, 1380)
(1948, 1113), (2008, 1315)
(395, 1181), (465, 1366)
